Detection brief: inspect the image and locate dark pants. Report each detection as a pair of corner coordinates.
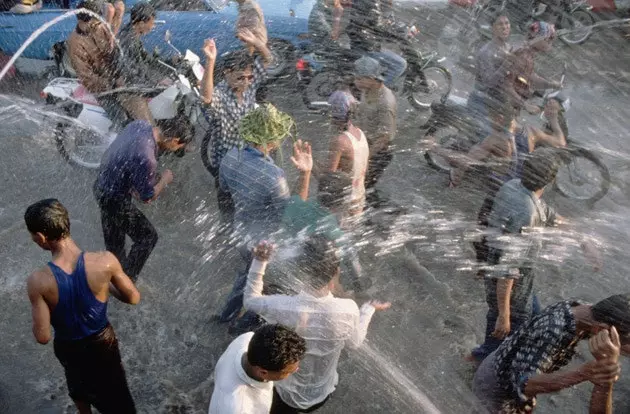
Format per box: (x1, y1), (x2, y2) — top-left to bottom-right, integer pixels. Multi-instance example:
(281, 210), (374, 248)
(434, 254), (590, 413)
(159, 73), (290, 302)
(53, 324), (135, 413)
(95, 187), (158, 282)
(208, 164), (235, 226)
(365, 148), (393, 207)
(270, 388), (331, 414)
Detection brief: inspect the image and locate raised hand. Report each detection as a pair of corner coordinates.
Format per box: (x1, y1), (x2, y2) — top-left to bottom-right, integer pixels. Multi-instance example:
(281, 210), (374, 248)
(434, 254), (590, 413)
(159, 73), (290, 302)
(253, 241), (275, 262)
(237, 28), (258, 47)
(202, 38), (217, 62)
(291, 139), (313, 173)
(543, 99), (560, 121)
(589, 327), (621, 362)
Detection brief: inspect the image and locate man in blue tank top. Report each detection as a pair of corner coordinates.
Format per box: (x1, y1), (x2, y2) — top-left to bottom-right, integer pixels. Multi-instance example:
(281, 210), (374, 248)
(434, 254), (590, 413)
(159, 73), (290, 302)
(94, 119), (190, 282)
(25, 199), (141, 414)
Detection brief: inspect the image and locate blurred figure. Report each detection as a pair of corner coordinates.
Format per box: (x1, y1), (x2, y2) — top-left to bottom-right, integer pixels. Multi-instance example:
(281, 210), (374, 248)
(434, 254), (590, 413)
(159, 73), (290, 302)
(200, 34), (271, 224)
(468, 13), (512, 139)
(4, 0), (42, 14)
(473, 294), (630, 413)
(24, 199), (140, 414)
(103, 0), (125, 35)
(93, 120), (189, 282)
(308, 0), (351, 44)
(243, 238), (391, 413)
(235, 0), (268, 54)
(353, 56), (397, 208)
(505, 21), (562, 114)
(209, 324), (306, 414)
(217, 104), (312, 330)
(327, 90), (369, 215)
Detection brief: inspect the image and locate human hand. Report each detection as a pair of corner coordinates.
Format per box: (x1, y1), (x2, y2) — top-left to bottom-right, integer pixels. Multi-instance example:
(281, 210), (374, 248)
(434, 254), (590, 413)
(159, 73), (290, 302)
(543, 99), (560, 120)
(525, 103), (542, 115)
(237, 28), (259, 47)
(291, 139), (313, 173)
(202, 38), (217, 62)
(492, 313), (511, 339)
(589, 327), (621, 362)
(581, 358), (621, 386)
(253, 241), (274, 262)
(368, 300), (392, 311)
(161, 169), (174, 185)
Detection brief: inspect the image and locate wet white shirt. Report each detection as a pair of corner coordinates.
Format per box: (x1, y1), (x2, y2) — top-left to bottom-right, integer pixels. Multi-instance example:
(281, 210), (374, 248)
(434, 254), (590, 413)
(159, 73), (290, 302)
(243, 259), (376, 410)
(208, 332), (273, 414)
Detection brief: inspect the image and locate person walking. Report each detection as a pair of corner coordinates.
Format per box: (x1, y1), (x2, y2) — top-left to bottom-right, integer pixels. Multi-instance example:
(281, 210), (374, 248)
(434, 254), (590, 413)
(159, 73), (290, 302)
(25, 199), (140, 414)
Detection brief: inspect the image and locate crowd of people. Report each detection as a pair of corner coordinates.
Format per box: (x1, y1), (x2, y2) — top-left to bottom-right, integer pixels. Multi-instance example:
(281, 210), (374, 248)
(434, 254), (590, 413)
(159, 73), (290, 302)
(17, 0), (630, 413)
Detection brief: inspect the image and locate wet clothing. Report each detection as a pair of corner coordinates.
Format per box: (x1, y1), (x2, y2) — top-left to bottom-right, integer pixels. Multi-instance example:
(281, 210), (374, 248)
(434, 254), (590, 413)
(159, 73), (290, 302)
(117, 24), (170, 87)
(48, 253), (108, 341)
(204, 56), (267, 169)
(356, 85), (397, 147)
(208, 332), (273, 414)
(236, 0), (267, 46)
(219, 145), (290, 240)
(68, 23), (119, 93)
(308, 0), (349, 43)
(95, 121), (157, 201)
(473, 301), (582, 413)
(346, 0), (384, 54)
(343, 129), (369, 207)
(54, 323), (136, 413)
(244, 259), (376, 410)
(271, 388), (330, 414)
(94, 121), (159, 281)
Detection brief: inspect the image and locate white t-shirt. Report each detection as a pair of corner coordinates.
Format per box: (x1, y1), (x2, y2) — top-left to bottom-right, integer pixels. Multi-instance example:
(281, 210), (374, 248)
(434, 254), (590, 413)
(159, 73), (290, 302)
(208, 332), (274, 414)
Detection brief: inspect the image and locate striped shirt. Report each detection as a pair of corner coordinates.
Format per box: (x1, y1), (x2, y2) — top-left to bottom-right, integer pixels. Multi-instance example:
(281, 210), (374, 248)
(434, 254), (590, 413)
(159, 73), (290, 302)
(219, 146), (290, 239)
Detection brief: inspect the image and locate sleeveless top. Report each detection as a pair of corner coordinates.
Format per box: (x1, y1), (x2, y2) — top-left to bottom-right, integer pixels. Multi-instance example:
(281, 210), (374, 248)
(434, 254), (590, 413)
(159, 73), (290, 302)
(343, 129), (369, 205)
(49, 253), (109, 341)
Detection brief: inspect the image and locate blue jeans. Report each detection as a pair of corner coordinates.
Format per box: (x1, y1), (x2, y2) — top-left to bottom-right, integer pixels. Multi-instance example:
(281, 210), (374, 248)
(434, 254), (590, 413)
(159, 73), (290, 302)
(219, 246), (252, 323)
(467, 90), (491, 141)
(368, 49), (407, 89)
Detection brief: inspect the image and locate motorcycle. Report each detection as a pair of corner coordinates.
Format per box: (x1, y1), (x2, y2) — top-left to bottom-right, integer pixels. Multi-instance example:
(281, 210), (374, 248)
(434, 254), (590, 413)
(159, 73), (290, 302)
(41, 30), (205, 169)
(421, 86), (610, 204)
(296, 20), (452, 111)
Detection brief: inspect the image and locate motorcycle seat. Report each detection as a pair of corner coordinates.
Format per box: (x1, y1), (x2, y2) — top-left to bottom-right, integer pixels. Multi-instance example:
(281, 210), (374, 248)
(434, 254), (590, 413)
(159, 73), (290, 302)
(71, 84), (98, 106)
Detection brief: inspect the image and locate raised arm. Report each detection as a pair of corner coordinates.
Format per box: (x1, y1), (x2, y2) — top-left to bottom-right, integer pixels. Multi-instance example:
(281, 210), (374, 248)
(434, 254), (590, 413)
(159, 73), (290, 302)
(27, 271), (52, 345)
(291, 140), (313, 201)
(201, 39), (217, 105)
(238, 29), (272, 66)
(106, 252), (140, 305)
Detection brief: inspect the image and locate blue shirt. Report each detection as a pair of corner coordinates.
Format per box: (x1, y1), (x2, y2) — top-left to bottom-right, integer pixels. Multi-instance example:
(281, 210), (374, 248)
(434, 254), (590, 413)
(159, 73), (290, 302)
(95, 120), (157, 201)
(219, 146), (290, 239)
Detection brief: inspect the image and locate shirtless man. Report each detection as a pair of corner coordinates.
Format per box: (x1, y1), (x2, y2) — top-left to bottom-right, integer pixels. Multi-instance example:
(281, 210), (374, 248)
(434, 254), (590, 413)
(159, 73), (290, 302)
(25, 198), (140, 414)
(327, 90), (369, 215)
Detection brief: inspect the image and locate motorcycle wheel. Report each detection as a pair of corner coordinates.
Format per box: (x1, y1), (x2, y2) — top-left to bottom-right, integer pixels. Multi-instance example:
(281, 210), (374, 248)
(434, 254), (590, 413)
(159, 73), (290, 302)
(408, 65), (452, 110)
(559, 9), (595, 45)
(200, 129), (215, 175)
(553, 148), (610, 204)
(424, 125), (474, 173)
(54, 122), (110, 169)
(302, 70), (344, 110)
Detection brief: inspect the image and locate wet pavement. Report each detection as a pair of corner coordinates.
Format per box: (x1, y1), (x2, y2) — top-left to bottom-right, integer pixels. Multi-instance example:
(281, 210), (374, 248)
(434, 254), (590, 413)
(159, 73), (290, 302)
(2, 3), (630, 413)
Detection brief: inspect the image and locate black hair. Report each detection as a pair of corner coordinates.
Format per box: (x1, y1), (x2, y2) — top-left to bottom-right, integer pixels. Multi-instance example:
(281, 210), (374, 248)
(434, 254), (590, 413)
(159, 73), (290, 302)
(490, 12), (510, 27)
(296, 235), (341, 290)
(247, 324), (306, 371)
(157, 118), (194, 144)
(220, 49), (254, 73)
(592, 294), (630, 339)
(24, 199), (70, 241)
(130, 2), (156, 25)
(77, 0), (103, 22)
(317, 171), (353, 211)
(520, 148), (560, 192)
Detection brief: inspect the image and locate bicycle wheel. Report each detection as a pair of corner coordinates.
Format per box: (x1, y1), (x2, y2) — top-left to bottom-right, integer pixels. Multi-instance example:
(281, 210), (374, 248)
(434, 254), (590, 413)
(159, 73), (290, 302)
(559, 9), (595, 45)
(553, 148), (610, 204)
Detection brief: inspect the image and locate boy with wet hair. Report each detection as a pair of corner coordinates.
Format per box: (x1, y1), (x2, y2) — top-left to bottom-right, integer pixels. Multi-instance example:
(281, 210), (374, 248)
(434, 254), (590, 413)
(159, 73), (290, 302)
(209, 324), (306, 414)
(473, 294), (630, 413)
(24, 199), (140, 414)
(243, 237), (390, 413)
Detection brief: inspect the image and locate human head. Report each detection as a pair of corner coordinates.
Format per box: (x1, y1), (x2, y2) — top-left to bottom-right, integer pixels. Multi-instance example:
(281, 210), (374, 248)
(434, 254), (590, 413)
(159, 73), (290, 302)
(528, 21), (556, 52)
(76, 0), (103, 26)
(591, 294), (630, 346)
(328, 90), (357, 130)
(221, 49), (255, 92)
(317, 171), (353, 213)
(130, 2), (156, 35)
(354, 56), (384, 91)
(296, 235), (341, 291)
(154, 119), (192, 156)
(246, 324), (306, 381)
(24, 199), (71, 250)
(491, 13), (511, 42)
(238, 103), (295, 153)
(520, 148), (560, 192)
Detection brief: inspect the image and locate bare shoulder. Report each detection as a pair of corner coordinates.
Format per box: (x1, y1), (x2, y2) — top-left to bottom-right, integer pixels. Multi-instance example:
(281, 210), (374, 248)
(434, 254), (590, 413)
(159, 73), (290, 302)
(27, 267), (53, 294)
(83, 251), (121, 272)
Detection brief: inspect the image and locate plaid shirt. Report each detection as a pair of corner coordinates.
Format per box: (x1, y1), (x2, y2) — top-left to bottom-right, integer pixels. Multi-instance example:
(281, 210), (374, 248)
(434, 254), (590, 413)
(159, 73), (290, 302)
(493, 300), (583, 413)
(205, 56), (267, 168)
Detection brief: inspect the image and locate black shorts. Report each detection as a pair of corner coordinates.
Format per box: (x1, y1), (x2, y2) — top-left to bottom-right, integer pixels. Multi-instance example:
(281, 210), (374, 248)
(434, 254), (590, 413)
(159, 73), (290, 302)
(53, 324), (136, 413)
